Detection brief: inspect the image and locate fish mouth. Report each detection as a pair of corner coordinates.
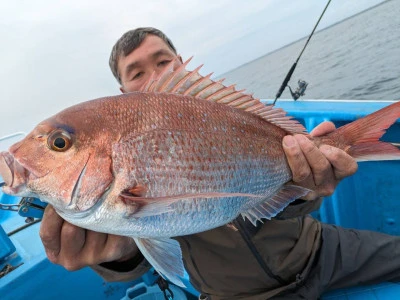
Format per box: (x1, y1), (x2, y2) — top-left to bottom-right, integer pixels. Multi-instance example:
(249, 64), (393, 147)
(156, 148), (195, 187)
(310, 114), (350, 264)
(0, 151), (30, 195)
(0, 152), (14, 186)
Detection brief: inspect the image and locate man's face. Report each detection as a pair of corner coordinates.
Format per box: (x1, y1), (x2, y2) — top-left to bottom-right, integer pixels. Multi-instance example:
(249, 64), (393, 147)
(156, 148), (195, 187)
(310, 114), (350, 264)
(118, 35), (182, 93)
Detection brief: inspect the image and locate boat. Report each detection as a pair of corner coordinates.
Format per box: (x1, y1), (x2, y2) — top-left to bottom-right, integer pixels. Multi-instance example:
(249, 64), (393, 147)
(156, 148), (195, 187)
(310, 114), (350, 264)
(1, 99), (400, 299)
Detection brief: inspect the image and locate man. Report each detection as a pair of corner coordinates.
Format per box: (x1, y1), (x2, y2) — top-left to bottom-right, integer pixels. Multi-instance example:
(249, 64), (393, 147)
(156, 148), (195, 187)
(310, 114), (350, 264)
(39, 28), (399, 299)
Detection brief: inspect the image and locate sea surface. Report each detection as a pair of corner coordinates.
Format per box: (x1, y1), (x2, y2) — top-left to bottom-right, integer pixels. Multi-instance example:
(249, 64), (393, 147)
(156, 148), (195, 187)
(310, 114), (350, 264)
(221, 0), (400, 101)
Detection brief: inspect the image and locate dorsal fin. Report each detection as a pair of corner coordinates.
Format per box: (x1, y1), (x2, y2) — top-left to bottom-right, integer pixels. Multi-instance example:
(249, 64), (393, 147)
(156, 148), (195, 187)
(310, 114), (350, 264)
(140, 56), (306, 134)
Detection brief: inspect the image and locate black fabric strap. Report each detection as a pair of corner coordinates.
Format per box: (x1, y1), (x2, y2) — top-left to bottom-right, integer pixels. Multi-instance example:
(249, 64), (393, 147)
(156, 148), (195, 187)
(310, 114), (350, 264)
(233, 218), (287, 285)
(99, 250), (145, 272)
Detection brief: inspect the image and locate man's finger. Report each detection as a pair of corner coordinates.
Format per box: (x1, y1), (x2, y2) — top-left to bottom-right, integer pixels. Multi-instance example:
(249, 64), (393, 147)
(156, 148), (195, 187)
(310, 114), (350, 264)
(60, 222), (86, 258)
(282, 135), (311, 183)
(310, 121), (336, 137)
(39, 205), (64, 257)
(295, 134), (333, 186)
(319, 145), (358, 179)
(81, 231), (109, 265)
(102, 235), (137, 263)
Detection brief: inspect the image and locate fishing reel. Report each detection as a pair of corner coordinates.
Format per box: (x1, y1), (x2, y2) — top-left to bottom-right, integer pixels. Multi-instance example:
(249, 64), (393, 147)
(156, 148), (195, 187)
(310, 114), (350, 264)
(288, 80), (308, 101)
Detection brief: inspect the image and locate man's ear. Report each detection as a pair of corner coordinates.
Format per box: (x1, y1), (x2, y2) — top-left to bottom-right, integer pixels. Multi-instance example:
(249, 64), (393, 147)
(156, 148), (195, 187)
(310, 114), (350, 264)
(120, 86), (126, 93)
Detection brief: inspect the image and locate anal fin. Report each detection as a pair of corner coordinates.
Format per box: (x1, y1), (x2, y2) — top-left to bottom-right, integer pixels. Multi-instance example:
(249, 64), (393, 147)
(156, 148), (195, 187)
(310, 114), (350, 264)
(241, 184), (310, 226)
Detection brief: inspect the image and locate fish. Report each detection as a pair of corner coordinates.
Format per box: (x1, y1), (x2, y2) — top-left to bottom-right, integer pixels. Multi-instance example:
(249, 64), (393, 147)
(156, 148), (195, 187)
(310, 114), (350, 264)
(1, 57), (400, 287)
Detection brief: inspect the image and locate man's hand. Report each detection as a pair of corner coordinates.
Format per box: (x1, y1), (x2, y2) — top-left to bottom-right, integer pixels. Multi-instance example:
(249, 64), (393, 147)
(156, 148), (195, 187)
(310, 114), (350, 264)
(282, 121), (358, 201)
(39, 205), (139, 271)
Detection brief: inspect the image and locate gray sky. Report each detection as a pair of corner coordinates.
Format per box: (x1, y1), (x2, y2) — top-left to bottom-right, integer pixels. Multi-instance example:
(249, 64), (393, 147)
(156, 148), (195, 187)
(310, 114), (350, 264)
(0, 0), (385, 140)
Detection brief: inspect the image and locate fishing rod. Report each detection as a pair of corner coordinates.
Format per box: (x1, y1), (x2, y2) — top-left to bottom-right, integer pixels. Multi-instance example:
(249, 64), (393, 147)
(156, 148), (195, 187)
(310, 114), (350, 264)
(273, 0), (332, 105)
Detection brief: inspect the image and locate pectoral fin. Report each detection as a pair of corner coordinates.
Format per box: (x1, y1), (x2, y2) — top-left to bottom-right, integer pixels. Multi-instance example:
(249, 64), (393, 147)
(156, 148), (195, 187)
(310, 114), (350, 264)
(133, 237), (186, 288)
(120, 192), (264, 218)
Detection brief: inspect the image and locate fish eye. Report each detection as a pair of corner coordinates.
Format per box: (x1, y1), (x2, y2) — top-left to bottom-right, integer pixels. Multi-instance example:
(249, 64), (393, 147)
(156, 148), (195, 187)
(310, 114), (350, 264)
(47, 130), (72, 152)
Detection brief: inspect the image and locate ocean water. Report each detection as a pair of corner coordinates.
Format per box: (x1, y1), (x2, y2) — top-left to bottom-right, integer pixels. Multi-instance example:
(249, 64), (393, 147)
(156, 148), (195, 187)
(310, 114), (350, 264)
(221, 0), (400, 101)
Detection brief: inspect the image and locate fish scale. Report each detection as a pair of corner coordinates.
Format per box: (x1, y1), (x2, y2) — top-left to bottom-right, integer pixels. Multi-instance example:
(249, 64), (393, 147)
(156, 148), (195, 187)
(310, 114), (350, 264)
(112, 96), (291, 190)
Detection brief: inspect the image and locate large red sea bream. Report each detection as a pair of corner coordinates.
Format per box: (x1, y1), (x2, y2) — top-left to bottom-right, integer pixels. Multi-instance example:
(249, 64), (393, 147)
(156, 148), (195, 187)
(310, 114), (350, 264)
(1, 58), (400, 286)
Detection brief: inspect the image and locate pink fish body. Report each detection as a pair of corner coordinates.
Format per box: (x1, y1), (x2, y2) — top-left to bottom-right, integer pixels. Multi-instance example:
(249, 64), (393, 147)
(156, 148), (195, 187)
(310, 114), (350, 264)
(1, 58), (400, 286)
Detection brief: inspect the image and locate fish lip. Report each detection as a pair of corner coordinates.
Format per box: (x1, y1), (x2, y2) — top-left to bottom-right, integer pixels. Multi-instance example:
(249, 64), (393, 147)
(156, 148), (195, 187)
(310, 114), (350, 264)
(0, 151), (39, 195)
(0, 151), (14, 187)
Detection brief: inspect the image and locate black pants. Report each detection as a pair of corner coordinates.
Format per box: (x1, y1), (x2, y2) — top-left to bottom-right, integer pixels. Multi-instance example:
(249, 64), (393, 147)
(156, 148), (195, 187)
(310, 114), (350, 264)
(274, 224), (400, 299)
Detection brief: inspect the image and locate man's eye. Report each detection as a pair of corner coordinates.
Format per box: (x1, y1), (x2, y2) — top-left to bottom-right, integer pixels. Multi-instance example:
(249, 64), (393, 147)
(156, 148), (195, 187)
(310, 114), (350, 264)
(158, 60), (171, 67)
(132, 72), (143, 80)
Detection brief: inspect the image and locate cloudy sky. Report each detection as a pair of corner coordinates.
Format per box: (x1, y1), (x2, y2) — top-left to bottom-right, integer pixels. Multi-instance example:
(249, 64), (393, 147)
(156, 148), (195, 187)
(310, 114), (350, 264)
(0, 0), (385, 140)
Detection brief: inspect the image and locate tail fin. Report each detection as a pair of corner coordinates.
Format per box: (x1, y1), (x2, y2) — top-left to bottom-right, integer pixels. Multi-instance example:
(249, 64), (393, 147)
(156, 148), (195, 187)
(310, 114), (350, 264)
(322, 101), (400, 162)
